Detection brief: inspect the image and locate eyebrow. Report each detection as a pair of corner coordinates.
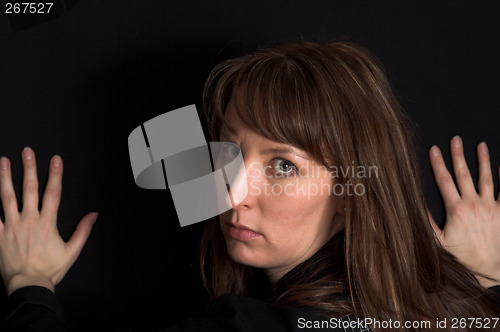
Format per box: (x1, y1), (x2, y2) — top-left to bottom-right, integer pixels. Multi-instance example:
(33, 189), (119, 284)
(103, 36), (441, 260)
(260, 146), (310, 160)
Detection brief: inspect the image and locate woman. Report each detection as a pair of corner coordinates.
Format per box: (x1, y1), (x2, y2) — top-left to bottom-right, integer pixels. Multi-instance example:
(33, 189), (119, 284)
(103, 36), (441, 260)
(1, 41), (499, 331)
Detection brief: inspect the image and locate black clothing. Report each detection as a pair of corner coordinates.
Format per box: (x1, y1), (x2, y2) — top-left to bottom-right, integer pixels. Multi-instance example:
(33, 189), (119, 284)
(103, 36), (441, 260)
(491, 285), (500, 308)
(1, 286), (366, 332)
(1, 286), (70, 332)
(1, 231), (499, 331)
(2, 286), (500, 332)
(0, 232), (364, 332)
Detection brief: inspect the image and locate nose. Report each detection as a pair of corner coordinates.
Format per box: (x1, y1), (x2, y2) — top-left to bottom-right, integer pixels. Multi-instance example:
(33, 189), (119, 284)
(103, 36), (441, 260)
(211, 142), (262, 211)
(209, 142), (243, 209)
(228, 159), (262, 210)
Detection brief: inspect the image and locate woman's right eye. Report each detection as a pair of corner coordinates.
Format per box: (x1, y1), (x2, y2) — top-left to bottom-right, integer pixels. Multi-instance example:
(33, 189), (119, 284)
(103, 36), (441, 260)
(269, 158), (297, 178)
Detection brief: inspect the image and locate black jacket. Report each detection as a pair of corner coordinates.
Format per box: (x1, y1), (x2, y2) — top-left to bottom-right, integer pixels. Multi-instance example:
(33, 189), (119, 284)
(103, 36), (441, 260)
(1, 286), (370, 332)
(2, 231), (500, 332)
(1, 285), (499, 332)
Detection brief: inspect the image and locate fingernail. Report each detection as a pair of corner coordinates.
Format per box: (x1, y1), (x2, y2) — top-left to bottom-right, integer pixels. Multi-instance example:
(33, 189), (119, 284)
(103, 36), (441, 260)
(23, 147), (33, 160)
(452, 136), (461, 148)
(430, 145), (440, 157)
(52, 155), (61, 167)
(0, 157), (8, 170)
(479, 142), (488, 154)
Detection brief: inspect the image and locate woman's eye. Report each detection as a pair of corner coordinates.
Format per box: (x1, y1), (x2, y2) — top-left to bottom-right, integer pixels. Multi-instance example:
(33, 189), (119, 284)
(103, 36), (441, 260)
(269, 158), (297, 177)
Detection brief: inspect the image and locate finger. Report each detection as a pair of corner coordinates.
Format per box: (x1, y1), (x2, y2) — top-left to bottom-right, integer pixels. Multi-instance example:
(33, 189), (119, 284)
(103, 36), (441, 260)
(426, 208), (443, 244)
(21, 147), (39, 214)
(0, 156), (19, 221)
(429, 145), (461, 207)
(477, 142), (494, 199)
(41, 155), (63, 219)
(65, 212), (98, 262)
(449, 136), (476, 198)
(498, 164), (500, 202)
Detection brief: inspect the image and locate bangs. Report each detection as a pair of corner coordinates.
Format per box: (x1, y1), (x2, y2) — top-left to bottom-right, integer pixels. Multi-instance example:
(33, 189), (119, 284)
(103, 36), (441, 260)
(204, 46), (336, 166)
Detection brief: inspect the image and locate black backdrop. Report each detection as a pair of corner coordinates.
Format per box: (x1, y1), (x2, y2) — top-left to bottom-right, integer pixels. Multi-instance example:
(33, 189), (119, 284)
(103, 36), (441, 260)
(0, 1), (499, 331)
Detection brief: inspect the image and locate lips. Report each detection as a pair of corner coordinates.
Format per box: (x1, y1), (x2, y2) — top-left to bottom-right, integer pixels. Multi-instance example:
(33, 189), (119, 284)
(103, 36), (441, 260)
(226, 223), (262, 241)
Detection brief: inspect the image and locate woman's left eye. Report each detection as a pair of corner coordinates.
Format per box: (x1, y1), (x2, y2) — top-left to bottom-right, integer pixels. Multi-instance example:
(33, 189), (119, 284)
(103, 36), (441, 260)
(269, 158), (297, 177)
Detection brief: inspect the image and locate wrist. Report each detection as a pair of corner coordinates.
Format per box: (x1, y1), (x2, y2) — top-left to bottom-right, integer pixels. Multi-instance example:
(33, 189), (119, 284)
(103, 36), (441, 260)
(5, 274), (55, 296)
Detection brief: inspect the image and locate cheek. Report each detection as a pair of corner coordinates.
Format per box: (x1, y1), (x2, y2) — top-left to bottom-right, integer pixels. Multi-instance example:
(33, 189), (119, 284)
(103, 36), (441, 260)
(262, 196), (303, 226)
(259, 179), (336, 236)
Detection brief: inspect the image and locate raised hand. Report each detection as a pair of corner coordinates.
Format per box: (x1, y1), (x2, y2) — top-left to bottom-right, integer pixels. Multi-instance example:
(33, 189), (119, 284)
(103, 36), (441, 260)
(428, 136), (500, 287)
(0, 147), (97, 296)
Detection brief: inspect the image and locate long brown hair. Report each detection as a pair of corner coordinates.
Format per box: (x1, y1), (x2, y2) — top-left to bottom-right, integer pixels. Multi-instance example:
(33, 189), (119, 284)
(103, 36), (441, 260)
(200, 40), (498, 331)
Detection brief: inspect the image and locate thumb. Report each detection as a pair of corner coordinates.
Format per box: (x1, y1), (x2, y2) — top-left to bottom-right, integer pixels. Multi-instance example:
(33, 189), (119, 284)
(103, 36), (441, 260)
(66, 212), (98, 261)
(426, 208), (443, 244)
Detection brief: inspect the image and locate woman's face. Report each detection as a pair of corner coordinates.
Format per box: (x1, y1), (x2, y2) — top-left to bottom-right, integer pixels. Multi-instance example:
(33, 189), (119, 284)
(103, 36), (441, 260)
(218, 94), (346, 283)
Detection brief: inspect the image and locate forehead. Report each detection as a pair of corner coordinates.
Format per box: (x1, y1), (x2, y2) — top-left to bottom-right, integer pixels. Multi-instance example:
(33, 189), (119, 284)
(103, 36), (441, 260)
(217, 85), (333, 168)
(221, 95), (317, 162)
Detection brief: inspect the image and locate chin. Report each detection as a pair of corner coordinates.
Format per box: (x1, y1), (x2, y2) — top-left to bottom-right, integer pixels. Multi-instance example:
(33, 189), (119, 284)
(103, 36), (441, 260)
(224, 237), (269, 269)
